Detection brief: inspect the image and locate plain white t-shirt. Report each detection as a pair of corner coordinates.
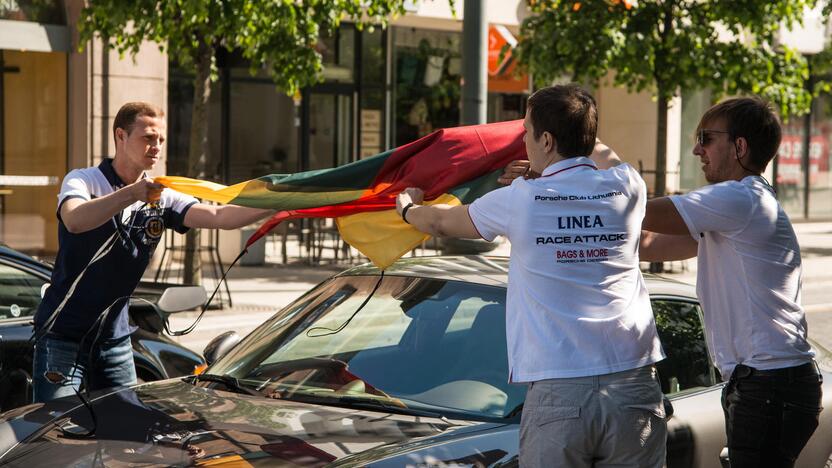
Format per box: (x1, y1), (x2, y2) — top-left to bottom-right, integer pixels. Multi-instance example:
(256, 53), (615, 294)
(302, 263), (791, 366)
(669, 176), (814, 379)
(469, 157), (665, 382)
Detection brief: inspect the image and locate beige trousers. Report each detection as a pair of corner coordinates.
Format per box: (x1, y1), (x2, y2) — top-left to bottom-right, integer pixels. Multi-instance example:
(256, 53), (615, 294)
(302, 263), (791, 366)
(519, 365), (667, 467)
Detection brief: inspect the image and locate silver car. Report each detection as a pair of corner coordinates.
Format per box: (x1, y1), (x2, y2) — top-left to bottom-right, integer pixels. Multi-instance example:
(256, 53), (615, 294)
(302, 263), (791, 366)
(0, 255), (829, 467)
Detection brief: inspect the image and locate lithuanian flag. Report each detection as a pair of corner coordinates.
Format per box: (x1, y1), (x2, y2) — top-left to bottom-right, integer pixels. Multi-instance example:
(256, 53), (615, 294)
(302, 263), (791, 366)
(156, 119), (526, 269)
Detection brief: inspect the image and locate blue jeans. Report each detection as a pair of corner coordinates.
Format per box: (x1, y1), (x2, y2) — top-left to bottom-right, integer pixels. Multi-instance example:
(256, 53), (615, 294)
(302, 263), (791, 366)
(33, 334), (137, 403)
(722, 361), (823, 468)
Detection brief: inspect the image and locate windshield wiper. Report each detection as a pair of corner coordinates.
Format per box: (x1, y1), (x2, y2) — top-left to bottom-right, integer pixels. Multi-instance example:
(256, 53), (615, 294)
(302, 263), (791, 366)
(285, 393), (449, 421)
(186, 373), (262, 397)
(338, 395), (450, 420)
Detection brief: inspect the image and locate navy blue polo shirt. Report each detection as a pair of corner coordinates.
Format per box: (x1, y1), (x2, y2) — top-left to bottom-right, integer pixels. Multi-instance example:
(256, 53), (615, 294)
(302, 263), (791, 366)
(34, 159), (197, 341)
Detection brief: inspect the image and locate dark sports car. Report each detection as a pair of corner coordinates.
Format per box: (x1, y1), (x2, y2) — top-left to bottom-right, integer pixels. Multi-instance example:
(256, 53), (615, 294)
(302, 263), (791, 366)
(0, 256), (829, 467)
(0, 245), (205, 411)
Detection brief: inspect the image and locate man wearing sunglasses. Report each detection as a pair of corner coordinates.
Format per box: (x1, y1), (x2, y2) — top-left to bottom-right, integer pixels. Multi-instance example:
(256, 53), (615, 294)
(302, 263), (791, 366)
(638, 97), (821, 467)
(499, 96), (821, 466)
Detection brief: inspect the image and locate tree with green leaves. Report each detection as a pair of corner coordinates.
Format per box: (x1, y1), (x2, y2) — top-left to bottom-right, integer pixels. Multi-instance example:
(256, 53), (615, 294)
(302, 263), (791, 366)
(516, 0), (817, 197)
(79, 1), (411, 284)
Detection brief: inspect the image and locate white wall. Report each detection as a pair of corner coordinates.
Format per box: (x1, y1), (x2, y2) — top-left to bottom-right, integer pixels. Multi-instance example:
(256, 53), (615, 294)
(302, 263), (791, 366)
(396, 0), (526, 30)
(595, 79), (682, 195)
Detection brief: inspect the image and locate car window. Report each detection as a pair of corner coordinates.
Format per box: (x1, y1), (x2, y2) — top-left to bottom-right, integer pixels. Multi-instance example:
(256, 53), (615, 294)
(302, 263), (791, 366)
(213, 276), (522, 420)
(0, 262), (47, 320)
(444, 296), (494, 334)
(264, 289), (411, 363)
(652, 299), (717, 395)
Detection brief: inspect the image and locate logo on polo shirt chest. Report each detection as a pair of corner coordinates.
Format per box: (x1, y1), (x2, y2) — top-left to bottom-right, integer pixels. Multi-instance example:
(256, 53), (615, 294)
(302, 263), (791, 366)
(141, 203), (165, 245)
(143, 214), (164, 244)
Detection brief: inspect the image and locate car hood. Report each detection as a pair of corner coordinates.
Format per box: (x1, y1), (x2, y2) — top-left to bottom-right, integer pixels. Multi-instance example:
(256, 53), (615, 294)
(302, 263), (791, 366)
(0, 379), (511, 466)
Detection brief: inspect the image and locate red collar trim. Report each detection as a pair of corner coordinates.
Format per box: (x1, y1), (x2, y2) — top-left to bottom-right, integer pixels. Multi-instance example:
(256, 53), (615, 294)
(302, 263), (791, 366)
(540, 163), (598, 178)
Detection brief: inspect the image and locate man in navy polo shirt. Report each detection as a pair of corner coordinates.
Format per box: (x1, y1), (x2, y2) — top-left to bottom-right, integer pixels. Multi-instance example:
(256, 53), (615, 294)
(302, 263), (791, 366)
(396, 85), (666, 467)
(33, 101), (271, 403)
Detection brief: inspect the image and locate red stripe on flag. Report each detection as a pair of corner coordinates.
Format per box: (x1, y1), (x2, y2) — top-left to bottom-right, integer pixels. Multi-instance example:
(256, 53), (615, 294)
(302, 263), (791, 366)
(246, 120), (527, 248)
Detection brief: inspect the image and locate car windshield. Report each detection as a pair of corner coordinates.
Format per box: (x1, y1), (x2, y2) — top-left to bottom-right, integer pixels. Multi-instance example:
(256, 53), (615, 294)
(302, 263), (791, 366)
(209, 274), (522, 421)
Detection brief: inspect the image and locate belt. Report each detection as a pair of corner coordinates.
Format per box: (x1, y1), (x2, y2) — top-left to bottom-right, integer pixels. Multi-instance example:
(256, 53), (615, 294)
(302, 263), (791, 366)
(733, 361), (820, 380)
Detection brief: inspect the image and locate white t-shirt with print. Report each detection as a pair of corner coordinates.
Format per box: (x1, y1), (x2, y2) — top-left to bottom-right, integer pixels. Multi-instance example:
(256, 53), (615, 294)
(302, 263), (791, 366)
(469, 157), (665, 382)
(669, 176), (813, 379)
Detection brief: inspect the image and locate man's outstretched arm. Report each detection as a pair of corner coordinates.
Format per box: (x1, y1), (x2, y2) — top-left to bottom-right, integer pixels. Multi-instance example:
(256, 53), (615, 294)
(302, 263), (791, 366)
(184, 203), (273, 230)
(396, 188), (481, 239)
(643, 197), (689, 235)
(639, 231), (697, 262)
(640, 197), (697, 261)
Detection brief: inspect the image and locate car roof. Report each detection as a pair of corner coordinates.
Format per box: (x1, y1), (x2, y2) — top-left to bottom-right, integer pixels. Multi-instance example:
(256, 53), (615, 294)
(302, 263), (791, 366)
(0, 244), (52, 271)
(338, 255), (698, 300)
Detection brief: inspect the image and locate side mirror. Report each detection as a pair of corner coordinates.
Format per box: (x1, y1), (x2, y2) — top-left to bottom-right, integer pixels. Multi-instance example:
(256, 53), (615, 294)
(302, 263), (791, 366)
(157, 286), (207, 314)
(203, 331), (241, 366)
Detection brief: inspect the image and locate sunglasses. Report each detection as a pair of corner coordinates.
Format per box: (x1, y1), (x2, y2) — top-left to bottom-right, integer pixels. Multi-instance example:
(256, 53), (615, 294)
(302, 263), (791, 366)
(696, 129), (730, 147)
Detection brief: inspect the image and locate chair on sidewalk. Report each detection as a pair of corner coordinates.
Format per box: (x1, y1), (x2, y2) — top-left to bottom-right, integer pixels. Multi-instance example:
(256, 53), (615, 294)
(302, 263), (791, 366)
(311, 219), (353, 264)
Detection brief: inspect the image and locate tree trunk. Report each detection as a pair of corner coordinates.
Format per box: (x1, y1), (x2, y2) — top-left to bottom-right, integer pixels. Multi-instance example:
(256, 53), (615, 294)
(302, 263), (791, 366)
(654, 92), (668, 198)
(183, 43), (212, 285)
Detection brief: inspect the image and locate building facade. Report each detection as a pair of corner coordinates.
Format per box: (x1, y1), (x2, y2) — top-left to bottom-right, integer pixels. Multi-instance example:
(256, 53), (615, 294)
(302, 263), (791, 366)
(1, 0), (168, 255)
(165, 1), (530, 189)
(2, 0), (831, 257)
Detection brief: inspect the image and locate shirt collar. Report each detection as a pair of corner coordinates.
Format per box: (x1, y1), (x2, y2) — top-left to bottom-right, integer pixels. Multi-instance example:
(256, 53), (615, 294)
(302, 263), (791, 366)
(742, 174), (776, 195)
(98, 158), (145, 189)
(540, 156), (597, 177)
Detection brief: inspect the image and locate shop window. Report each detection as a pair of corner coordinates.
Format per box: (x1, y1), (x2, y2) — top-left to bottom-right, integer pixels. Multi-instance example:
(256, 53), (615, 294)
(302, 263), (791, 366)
(808, 93), (832, 218)
(361, 28), (385, 86)
(360, 28), (386, 157)
(679, 90), (710, 192)
(228, 73), (298, 182)
(392, 27), (461, 147)
(778, 120), (808, 217)
(320, 26), (355, 83)
(487, 93), (526, 124)
(166, 67), (223, 180)
(167, 62), (299, 184)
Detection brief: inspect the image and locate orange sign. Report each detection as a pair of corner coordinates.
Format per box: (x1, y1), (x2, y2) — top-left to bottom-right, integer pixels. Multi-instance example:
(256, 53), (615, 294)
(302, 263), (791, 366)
(488, 25), (529, 94)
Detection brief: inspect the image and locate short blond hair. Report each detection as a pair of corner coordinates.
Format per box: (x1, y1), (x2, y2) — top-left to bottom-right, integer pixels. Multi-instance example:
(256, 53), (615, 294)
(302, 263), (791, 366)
(113, 102), (164, 144)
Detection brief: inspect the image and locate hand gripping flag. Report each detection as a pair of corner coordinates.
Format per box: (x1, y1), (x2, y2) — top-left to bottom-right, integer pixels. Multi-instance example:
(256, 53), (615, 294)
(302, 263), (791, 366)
(155, 119), (526, 269)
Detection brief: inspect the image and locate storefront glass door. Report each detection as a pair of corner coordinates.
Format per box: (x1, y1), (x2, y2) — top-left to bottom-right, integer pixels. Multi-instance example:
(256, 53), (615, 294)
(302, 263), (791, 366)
(306, 90), (355, 170)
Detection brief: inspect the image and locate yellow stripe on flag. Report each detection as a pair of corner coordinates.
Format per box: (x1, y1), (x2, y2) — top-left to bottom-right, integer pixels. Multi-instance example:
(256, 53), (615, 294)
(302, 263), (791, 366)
(194, 454), (254, 467)
(155, 176), (250, 204)
(155, 176), (367, 210)
(336, 193), (461, 269)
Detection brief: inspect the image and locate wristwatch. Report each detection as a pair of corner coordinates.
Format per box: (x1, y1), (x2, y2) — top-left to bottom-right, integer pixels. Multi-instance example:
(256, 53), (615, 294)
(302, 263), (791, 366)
(401, 202), (415, 224)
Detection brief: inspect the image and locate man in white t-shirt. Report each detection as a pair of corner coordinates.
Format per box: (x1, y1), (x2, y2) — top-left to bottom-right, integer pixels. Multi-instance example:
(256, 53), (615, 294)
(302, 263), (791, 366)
(396, 84), (666, 467)
(639, 97), (822, 467)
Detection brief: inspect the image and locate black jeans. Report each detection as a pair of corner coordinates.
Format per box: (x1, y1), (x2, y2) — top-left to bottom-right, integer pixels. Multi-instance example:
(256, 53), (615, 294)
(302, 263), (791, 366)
(721, 361), (823, 468)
